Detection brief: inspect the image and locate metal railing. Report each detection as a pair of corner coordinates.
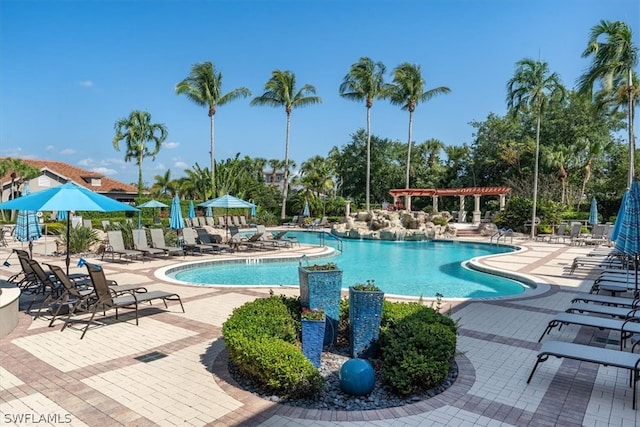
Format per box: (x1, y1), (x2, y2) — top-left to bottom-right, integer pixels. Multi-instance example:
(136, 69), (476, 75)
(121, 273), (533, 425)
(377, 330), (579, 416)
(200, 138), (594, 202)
(491, 228), (513, 245)
(317, 231), (343, 252)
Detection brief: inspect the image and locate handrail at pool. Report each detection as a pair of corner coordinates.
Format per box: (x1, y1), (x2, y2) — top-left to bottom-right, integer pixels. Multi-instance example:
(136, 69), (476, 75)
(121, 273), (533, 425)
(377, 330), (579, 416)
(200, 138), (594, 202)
(318, 231), (343, 252)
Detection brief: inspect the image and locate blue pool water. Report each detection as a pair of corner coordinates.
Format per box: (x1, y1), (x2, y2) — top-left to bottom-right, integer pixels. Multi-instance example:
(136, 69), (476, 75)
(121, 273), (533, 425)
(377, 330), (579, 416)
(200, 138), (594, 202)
(168, 231), (525, 299)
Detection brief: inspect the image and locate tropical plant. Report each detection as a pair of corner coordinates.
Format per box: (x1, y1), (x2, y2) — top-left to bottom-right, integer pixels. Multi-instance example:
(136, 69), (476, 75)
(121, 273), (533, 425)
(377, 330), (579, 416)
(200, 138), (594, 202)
(0, 158), (41, 221)
(58, 224), (101, 254)
(251, 70), (322, 219)
(176, 61), (251, 198)
(301, 307), (325, 321)
(112, 110), (168, 198)
(507, 58), (566, 238)
(339, 57), (387, 211)
(578, 20), (638, 187)
(352, 279), (380, 291)
(386, 62), (451, 206)
(302, 262), (339, 271)
(150, 169), (177, 198)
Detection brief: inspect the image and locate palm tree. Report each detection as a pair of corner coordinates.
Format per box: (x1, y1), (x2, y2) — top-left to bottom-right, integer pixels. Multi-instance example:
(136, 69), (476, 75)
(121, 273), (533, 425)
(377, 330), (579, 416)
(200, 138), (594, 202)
(339, 57), (387, 211)
(542, 143), (573, 205)
(176, 62), (251, 197)
(578, 20), (638, 187)
(507, 58), (566, 238)
(0, 158), (40, 221)
(251, 70), (322, 219)
(113, 110), (168, 198)
(150, 169), (175, 198)
(386, 63), (451, 209)
(267, 158), (285, 185)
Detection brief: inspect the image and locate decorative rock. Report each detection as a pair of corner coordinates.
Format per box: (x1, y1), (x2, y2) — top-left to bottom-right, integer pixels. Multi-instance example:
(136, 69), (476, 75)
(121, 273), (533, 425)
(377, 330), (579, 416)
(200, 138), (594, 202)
(339, 359), (375, 396)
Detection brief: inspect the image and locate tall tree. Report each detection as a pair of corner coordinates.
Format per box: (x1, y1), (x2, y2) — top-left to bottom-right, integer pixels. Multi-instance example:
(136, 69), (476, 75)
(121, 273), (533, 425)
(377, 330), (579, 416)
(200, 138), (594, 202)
(339, 57), (387, 211)
(176, 61), (251, 197)
(113, 110), (168, 198)
(578, 20), (638, 187)
(251, 70), (322, 219)
(386, 63), (451, 209)
(507, 58), (566, 238)
(150, 169), (175, 198)
(0, 158), (40, 221)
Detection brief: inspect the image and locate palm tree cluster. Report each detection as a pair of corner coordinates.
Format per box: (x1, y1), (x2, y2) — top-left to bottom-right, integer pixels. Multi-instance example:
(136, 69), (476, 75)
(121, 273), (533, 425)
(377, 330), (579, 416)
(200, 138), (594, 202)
(107, 20), (635, 223)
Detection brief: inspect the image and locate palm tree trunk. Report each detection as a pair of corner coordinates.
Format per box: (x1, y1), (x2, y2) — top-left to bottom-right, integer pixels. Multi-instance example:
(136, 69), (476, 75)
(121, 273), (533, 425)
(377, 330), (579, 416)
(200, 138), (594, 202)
(579, 161), (592, 210)
(210, 115), (216, 198)
(365, 106), (371, 212)
(628, 67), (635, 188)
(405, 110), (414, 210)
(137, 155), (144, 198)
(281, 113), (291, 220)
(531, 114), (541, 239)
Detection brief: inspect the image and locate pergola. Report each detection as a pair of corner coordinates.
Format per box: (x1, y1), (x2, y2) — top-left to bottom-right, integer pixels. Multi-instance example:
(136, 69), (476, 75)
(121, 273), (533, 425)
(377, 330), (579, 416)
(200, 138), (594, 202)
(389, 187), (511, 224)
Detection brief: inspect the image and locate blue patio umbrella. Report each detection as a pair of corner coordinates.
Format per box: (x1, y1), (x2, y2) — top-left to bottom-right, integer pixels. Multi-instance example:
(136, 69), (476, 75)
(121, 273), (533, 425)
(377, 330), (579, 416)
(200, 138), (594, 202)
(199, 194), (253, 236)
(611, 189), (629, 242)
(15, 183), (41, 258)
(137, 199), (169, 227)
(188, 200), (196, 218)
(302, 199), (310, 217)
(56, 210), (68, 221)
(588, 197), (599, 225)
(205, 206), (213, 217)
(169, 195), (184, 231)
(614, 180), (640, 291)
(0, 182), (138, 273)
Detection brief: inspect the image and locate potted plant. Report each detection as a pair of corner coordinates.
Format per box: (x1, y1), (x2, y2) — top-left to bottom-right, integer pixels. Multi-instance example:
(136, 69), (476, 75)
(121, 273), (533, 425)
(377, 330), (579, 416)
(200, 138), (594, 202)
(349, 280), (385, 358)
(300, 308), (326, 368)
(298, 261), (342, 345)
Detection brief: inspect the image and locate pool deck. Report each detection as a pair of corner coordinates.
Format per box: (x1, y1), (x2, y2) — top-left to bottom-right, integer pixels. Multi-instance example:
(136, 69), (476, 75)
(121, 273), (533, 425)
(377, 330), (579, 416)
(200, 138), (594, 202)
(1, 231), (638, 426)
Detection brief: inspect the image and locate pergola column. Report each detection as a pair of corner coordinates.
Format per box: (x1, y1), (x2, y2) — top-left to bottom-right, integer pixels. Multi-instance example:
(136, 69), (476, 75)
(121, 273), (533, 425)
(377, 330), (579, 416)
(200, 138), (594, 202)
(432, 195), (439, 213)
(345, 200), (351, 219)
(458, 195), (466, 223)
(472, 194), (481, 224)
(405, 196), (412, 212)
(499, 194), (506, 211)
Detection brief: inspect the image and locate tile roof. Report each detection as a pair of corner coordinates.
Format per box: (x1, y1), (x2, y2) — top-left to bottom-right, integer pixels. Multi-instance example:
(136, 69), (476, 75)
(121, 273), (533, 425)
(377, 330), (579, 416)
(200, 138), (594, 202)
(0, 157), (138, 195)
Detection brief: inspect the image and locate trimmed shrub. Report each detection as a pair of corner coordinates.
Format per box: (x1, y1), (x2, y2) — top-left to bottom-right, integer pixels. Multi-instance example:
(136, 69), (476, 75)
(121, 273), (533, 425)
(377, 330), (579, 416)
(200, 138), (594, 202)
(379, 301), (457, 396)
(222, 295), (323, 397)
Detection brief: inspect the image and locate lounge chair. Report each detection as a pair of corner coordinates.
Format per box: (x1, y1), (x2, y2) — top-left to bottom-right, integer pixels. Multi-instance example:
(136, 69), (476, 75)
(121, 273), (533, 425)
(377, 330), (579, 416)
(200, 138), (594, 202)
(537, 223), (567, 243)
(218, 216), (227, 228)
(568, 223), (583, 246)
(283, 215), (299, 227)
(572, 292), (640, 308)
(565, 301), (640, 319)
(103, 230), (145, 262)
(26, 258), (65, 314)
(228, 226), (268, 251)
(264, 229), (295, 248)
(240, 216), (250, 228)
(205, 216), (215, 227)
(537, 311), (640, 350)
(62, 262), (184, 339)
(527, 340), (640, 409)
(232, 216), (241, 227)
(149, 228), (184, 257)
(132, 229), (166, 258)
(194, 228), (234, 253)
(42, 263), (95, 327)
(182, 227), (215, 255)
(83, 219), (93, 229)
(570, 254), (626, 274)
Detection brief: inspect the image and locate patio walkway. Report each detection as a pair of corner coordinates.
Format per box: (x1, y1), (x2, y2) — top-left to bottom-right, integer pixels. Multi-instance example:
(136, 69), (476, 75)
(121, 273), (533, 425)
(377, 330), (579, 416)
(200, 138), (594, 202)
(0, 234), (637, 426)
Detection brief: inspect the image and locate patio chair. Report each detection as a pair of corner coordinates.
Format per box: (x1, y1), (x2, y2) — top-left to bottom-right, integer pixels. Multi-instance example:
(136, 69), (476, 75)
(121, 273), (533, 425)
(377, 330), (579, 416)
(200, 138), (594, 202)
(572, 292), (640, 308)
(232, 216), (241, 227)
(9, 249), (39, 291)
(61, 262), (184, 339)
(42, 263), (95, 327)
(103, 230), (145, 262)
(132, 229), (166, 258)
(26, 258), (65, 315)
(262, 229), (295, 248)
(228, 226), (268, 251)
(83, 219), (93, 229)
(527, 341), (640, 409)
(538, 223), (567, 243)
(205, 216), (215, 227)
(194, 228), (234, 253)
(568, 223), (584, 246)
(283, 215), (299, 227)
(101, 220), (110, 231)
(149, 228), (184, 257)
(182, 227), (215, 255)
(570, 254), (626, 274)
(218, 216), (227, 228)
(240, 216), (250, 228)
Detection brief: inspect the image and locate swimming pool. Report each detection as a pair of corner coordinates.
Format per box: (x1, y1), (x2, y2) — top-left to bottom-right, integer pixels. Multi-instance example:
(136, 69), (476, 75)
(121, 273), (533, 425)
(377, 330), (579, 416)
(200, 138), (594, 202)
(166, 231), (527, 299)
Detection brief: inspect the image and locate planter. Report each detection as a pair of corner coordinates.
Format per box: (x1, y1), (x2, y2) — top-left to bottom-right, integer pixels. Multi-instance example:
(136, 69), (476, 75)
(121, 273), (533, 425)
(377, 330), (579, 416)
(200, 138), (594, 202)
(349, 286), (385, 358)
(301, 318), (326, 368)
(298, 266), (343, 345)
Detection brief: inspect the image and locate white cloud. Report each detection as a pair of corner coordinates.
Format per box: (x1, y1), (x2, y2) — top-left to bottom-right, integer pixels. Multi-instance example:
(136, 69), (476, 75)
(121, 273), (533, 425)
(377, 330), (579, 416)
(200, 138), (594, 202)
(60, 148), (76, 155)
(79, 80), (94, 87)
(164, 141), (180, 149)
(78, 157), (124, 168)
(153, 163), (166, 170)
(91, 167), (117, 176)
(45, 145), (55, 152)
(174, 161), (188, 169)
(0, 147), (23, 156)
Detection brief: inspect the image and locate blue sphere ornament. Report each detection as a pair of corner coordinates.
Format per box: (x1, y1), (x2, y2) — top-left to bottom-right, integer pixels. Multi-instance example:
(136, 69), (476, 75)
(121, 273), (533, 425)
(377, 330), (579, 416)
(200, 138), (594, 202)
(339, 358), (375, 396)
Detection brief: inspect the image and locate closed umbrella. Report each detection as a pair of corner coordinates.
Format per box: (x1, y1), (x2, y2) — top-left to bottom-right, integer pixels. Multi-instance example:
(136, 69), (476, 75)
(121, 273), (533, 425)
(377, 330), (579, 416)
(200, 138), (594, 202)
(169, 195), (184, 231)
(205, 206), (213, 217)
(14, 183), (41, 258)
(188, 200), (196, 219)
(56, 210), (68, 221)
(0, 182), (138, 274)
(614, 180), (640, 292)
(588, 197), (598, 226)
(302, 200), (310, 217)
(611, 190), (629, 242)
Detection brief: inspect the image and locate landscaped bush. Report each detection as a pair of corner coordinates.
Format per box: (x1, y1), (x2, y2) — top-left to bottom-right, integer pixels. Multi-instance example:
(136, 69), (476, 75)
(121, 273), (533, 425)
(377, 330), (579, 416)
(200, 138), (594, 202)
(379, 301), (457, 396)
(57, 224), (101, 254)
(222, 294), (323, 397)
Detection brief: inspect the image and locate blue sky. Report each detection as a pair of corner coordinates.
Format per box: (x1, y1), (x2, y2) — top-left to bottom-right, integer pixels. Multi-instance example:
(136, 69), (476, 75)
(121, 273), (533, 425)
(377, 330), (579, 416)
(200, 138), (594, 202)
(1, 0), (638, 187)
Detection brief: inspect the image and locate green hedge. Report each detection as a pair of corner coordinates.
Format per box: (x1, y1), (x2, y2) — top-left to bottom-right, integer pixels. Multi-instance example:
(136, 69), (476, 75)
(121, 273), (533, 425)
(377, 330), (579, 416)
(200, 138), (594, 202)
(222, 294), (323, 397)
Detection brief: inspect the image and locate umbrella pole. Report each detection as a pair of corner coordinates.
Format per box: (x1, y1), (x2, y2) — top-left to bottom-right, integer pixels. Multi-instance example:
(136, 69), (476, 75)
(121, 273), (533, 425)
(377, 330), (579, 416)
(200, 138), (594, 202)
(66, 213), (71, 275)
